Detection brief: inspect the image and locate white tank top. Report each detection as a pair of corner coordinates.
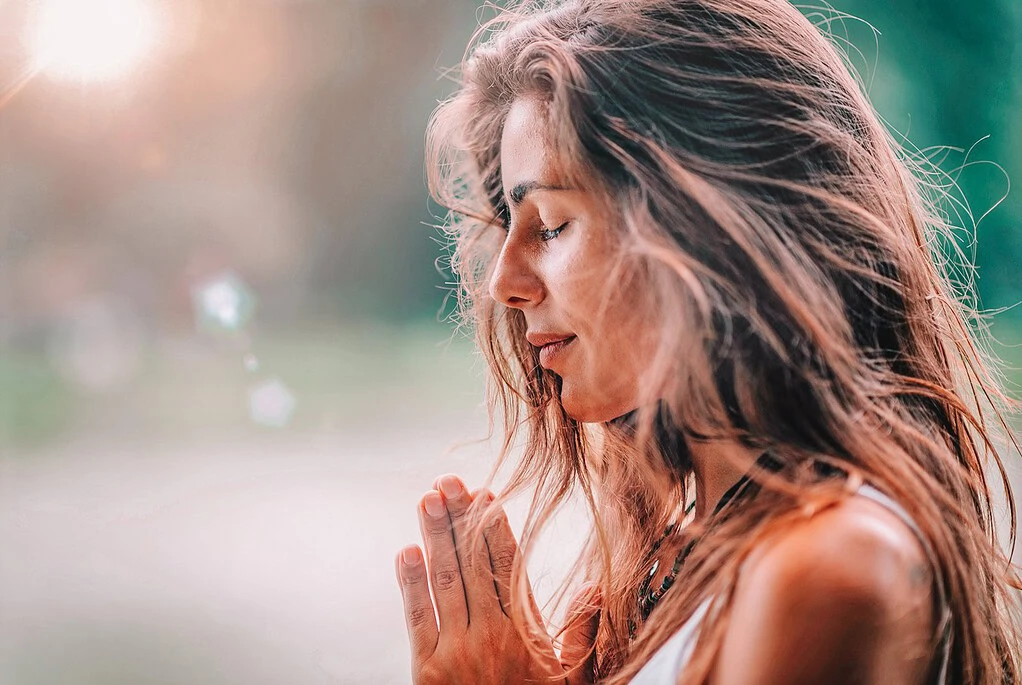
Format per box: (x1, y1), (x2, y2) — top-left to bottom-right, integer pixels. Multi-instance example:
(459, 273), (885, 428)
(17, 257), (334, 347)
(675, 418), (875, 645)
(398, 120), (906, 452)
(627, 482), (953, 684)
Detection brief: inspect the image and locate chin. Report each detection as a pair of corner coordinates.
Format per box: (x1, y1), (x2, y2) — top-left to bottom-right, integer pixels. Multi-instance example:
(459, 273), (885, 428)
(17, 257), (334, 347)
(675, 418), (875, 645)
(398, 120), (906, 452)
(559, 383), (626, 424)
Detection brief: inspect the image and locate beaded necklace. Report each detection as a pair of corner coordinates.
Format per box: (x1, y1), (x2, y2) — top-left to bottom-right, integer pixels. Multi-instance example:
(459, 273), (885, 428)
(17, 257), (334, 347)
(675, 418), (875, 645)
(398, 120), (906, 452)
(627, 452), (778, 641)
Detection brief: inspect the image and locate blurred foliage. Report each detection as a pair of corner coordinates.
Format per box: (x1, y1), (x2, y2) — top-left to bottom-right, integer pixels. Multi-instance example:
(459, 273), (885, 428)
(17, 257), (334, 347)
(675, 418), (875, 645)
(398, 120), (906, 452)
(805, 0), (1021, 311)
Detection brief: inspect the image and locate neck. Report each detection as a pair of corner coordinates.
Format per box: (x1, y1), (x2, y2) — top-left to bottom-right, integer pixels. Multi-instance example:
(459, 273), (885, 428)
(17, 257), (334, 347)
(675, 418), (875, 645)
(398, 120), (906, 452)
(608, 405), (765, 520)
(687, 439), (762, 521)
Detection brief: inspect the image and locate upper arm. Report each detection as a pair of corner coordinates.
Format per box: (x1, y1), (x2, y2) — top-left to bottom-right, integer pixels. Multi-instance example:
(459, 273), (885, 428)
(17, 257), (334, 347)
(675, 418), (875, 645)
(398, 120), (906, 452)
(709, 497), (937, 685)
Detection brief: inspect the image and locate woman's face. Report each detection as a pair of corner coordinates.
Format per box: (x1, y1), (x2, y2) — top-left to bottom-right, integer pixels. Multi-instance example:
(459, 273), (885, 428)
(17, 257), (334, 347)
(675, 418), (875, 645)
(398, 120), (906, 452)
(490, 96), (660, 423)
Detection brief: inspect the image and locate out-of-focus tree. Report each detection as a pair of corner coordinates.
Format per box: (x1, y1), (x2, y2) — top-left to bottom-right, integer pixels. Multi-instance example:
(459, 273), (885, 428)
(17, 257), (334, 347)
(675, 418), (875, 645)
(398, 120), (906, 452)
(820, 0), (1021, 312)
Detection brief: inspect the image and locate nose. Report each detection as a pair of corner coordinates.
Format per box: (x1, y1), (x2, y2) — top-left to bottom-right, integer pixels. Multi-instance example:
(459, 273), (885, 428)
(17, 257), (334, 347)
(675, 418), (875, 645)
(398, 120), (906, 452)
(487, 234), (544, 308)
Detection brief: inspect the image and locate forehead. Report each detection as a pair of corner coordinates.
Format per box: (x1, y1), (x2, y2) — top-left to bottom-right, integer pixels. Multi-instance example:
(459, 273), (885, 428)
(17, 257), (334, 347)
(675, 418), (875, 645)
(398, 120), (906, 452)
(500, 97), (561, 191)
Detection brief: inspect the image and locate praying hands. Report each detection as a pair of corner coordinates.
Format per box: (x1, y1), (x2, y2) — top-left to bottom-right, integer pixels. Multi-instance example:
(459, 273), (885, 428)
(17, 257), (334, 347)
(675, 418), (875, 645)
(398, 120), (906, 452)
(394, 474), (601, 685)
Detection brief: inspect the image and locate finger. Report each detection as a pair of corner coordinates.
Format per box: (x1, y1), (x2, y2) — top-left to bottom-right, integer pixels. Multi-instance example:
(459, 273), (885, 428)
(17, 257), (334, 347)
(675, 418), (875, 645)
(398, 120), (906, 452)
(481, 494), (546, 630)
(395, 544), (439, 666)
(418, 489), (469, 632)
(560, 583), (601, 684)
(437, 475), (501, 621)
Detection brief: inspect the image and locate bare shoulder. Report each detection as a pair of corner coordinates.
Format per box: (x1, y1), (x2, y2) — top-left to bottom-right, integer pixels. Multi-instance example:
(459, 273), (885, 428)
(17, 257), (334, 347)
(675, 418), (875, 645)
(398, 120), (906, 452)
(741, 493), (934, 606)
(709, 494), (937, 685)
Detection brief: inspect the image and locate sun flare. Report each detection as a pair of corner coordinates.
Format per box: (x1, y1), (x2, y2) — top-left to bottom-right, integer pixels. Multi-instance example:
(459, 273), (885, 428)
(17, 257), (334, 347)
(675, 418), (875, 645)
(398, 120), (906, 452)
(28, 0), (161, 82)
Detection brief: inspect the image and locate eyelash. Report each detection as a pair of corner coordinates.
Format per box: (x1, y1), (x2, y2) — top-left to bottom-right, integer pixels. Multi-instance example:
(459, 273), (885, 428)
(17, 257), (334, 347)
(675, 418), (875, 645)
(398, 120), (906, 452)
(539, 222), (569, 241)
(501, 221), (569, 241)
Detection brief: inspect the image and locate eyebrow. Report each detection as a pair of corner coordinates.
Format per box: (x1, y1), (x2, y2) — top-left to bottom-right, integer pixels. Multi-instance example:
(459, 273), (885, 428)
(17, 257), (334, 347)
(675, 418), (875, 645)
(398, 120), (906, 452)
(506, 181), (571, 208)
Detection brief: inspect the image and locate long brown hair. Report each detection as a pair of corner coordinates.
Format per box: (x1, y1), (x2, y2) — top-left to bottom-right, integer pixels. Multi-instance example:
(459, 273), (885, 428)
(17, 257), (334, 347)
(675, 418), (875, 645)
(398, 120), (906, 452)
(425, 1), (1022, 682)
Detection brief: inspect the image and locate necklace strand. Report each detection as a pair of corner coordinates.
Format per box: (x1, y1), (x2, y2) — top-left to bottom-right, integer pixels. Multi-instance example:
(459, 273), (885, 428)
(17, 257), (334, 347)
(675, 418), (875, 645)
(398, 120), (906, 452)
(628, 459), (768, 642)
(627, 498), (696, 640)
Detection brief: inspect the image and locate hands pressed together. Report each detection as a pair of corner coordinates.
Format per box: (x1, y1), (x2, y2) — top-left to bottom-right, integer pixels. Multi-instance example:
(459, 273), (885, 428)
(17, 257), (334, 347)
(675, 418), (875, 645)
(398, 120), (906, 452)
(394, 474), (602, 685)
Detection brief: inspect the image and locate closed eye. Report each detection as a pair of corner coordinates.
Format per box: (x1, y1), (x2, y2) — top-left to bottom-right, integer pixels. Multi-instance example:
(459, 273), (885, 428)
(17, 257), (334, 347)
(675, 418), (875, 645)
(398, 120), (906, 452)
(539, 222), (569, 242)
(497, 221), (570, 242)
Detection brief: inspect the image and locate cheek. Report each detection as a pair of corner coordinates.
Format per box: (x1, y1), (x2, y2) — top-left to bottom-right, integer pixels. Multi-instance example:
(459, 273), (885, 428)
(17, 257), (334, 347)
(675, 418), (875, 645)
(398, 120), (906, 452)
(567, 331), (649, 416)
(588, 300), (661, 388)
(544, 226), (612, 301)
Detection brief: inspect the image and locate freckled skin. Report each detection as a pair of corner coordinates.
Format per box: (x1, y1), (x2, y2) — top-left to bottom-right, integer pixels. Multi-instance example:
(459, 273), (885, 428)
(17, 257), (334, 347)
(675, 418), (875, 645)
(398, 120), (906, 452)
(491, 96), (661, 423)
(399, 96), (939, 685)
(709, 496), (936, 684)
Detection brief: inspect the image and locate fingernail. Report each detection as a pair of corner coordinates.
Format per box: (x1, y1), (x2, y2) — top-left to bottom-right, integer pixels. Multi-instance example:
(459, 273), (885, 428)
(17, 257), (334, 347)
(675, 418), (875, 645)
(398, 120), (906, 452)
(438, 475), (464, 499)
(401, 547), (421, 566)
(424, 491), (446, 518)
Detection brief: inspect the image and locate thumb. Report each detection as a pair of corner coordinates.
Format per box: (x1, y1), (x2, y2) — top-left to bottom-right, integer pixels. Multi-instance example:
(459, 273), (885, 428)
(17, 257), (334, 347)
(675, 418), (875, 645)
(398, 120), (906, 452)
(560, 582), (601, 684)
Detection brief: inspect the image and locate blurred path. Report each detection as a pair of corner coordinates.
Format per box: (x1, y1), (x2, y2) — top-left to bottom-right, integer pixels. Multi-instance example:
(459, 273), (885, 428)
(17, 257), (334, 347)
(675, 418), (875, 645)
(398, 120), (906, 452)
(0, 426), (590, 685)
(2, 429), (1017, 684)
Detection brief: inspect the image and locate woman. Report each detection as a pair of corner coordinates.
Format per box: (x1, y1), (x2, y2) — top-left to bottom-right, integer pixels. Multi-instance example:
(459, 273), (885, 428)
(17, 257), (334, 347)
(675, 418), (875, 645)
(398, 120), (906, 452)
(393, 1), (1022, 682)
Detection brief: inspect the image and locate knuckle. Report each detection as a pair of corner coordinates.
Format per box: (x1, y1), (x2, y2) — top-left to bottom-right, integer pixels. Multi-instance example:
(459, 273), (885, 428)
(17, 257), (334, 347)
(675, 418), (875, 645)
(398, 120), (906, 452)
(418, 662), (446, 685)
(490, 547), (517, 576)
(407, 604), (435, 629)
(425, 520), (452, 539)
(432, 566), (462, 592)
(402, 567), (427, 586)
(484, 512), (507, 534)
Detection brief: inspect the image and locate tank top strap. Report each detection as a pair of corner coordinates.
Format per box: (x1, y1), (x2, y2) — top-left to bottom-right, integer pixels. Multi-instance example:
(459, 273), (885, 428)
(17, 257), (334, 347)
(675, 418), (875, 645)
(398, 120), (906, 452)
(854, 482), (952, 684)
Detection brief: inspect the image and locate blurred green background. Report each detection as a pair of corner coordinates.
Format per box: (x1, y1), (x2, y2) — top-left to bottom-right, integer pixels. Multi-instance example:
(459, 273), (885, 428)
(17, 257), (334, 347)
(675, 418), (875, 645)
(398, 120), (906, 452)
(0, 1), (1019, 683)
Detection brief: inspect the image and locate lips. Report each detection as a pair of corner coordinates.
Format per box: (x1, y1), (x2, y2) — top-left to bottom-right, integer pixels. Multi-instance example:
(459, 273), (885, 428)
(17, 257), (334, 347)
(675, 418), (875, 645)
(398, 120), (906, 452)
(536, 335), (576, 369)
(526, 332), (575, 348)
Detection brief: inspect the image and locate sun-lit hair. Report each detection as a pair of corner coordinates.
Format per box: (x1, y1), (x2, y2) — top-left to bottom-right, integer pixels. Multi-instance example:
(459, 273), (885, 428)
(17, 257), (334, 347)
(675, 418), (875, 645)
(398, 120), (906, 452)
(425, 1), (1022, 682)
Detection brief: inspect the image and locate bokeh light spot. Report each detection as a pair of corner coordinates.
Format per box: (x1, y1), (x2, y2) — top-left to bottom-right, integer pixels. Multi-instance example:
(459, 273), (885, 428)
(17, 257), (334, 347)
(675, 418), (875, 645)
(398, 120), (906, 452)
(191, 273), (257, 333)
(248, 378), (297, 428)
(28, 0), (162, 83)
